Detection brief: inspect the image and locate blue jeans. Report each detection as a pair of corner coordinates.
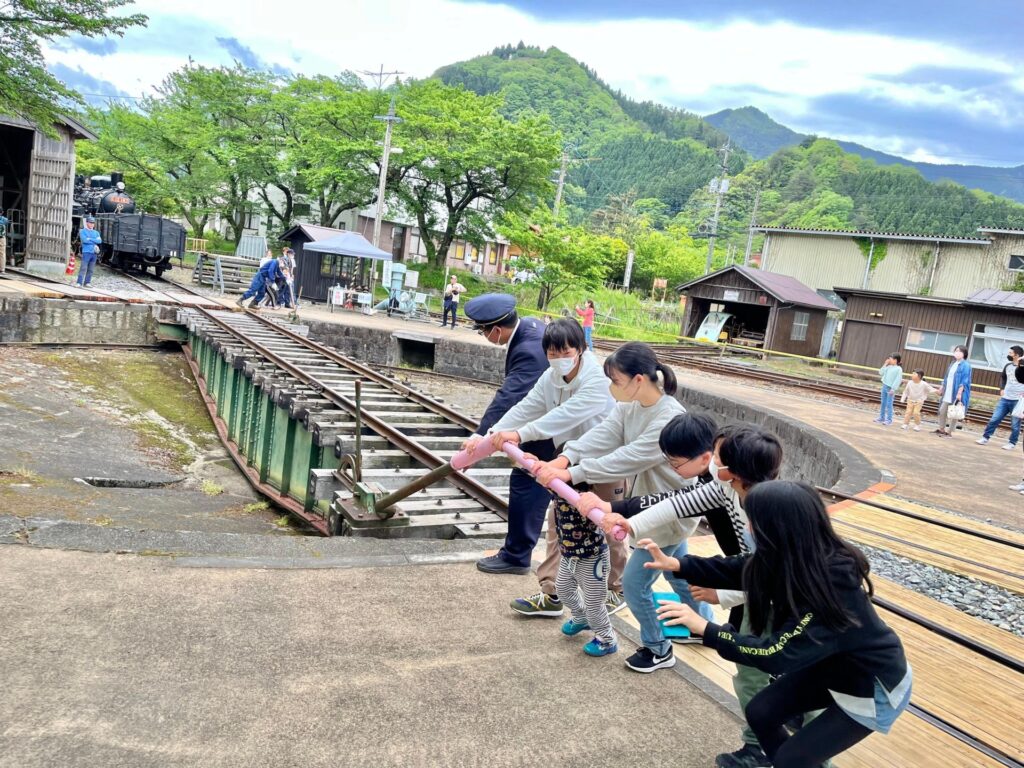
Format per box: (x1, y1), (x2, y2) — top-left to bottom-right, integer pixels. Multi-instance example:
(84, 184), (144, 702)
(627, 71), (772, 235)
(583, 326), (593, 351)
(878, 385), (895, 423)
(623, 539), (714, 656)
(77, 252), (97, 286)
(983, 397), (1021, 444)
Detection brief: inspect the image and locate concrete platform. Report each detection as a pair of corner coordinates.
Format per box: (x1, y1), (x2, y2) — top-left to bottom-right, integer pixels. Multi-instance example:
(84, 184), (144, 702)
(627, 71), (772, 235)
(0, 546), (736, 768)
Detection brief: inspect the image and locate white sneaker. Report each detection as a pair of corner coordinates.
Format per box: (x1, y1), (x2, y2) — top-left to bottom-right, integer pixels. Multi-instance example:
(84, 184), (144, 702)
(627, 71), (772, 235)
(901, 424), (909, 430)
(976, 437), (989, 445)
(913, 425), (921, 431)
(1002, 443), (1017, 451)
(1009, 482), (1024, 491)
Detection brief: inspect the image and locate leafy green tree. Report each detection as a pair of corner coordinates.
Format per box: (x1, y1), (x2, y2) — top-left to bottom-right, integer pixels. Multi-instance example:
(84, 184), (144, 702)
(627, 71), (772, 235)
(500, 208), (622, 309)
(0, 0), (146, 131)
(392, 80), (561, 268)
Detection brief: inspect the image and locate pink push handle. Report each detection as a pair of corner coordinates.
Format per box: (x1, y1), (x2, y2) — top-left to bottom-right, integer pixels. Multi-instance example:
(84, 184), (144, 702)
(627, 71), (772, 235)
(451, 438), (627, 541)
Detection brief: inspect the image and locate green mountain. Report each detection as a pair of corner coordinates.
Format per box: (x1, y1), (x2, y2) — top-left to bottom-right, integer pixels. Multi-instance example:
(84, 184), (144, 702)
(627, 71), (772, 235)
(705, 106), (1024, 204)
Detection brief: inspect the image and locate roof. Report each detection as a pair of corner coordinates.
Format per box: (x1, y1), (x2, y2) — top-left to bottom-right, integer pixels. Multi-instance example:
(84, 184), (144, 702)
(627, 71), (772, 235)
(676, 265), (839, 311)
(301, 232), (392, 261)
(280, 223), (347, 243)
(977, 227), (1024, 236)
(0, 113), (96, 141)
(756, 225), (991, 245)
(965, 288), (1024, 310)
(833, 287), (963, 306)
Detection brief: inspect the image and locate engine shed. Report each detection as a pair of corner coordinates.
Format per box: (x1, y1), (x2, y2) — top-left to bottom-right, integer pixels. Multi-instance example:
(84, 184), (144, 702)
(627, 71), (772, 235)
(0, 114), (95, 273)
(677, 265), (840, 357)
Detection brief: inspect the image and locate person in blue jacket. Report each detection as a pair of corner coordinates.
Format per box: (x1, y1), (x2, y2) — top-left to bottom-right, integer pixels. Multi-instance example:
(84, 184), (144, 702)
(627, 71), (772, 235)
(462, 293), (552, 574)
(77, 217), (102, 287)
(237, 256), (283, 309)
(935, 344), (972, 437)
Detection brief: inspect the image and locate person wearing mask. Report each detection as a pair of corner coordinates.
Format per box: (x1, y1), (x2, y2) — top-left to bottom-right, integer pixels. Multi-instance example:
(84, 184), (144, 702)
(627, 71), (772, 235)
(935, 345), (972, 438)
(976, 345), (1023, 449)
(77, 216), (102, 287)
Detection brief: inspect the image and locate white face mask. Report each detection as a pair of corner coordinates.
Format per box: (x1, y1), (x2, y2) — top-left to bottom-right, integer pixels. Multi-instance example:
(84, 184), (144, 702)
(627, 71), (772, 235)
(708, 457), (731, 488)
(549, 355), (579, 379)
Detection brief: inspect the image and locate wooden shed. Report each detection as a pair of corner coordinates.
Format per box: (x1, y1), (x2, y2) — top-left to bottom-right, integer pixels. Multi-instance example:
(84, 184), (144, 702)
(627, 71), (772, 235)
(835, 287), (1024, 389)
(0, 114), (95, 273)
(677, 265), (838, 357)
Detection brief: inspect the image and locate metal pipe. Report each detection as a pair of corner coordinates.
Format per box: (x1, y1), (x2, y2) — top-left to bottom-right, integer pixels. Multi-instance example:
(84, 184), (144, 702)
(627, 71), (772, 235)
(376, 462), (456, 513)
(354, 379), (363, 482)
(861, 238), (875, 289)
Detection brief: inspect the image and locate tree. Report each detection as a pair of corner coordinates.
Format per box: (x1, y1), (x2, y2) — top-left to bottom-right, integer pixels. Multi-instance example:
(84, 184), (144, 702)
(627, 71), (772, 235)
(392, 80), (561, 268)
(500, 208), (622, 309)
(0, 0), (145, 131)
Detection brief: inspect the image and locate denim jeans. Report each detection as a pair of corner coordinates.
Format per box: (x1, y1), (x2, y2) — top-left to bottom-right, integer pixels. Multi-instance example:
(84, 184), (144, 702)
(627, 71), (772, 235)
(983, 397), (1022, 444)
(878, 385), (895, 423)
(77, 252), (97, 286)
(622, 539), (714, 656)
(583, 326), (593, 351)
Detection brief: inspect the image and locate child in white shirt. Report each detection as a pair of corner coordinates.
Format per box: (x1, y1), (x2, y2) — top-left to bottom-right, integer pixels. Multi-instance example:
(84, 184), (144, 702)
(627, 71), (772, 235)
(900, 369), (935, 431)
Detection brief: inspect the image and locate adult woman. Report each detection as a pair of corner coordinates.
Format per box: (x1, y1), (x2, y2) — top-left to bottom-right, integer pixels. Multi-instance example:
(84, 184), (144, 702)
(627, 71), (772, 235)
(935, 344), (972, 437)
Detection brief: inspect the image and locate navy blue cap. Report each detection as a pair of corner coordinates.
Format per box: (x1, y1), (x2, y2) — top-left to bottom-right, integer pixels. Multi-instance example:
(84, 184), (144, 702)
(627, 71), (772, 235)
(464, 293), (517, 327)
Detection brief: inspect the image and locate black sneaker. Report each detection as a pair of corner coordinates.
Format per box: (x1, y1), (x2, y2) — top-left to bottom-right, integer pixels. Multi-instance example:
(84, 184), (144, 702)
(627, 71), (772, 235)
(625, 646), (676, 673)
(715, 744), (771, 768)
(475, 554), (530, 575)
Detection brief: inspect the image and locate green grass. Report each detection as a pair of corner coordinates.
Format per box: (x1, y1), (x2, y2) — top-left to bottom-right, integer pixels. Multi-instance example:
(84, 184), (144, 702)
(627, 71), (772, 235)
(201, 480), (225, 496)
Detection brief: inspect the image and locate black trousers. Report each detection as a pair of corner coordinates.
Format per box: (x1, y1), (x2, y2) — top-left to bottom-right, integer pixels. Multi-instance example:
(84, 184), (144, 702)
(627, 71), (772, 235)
(442, 300), (458, 327)
(500, 439), (556, 567)
(746, 661), (874, 768)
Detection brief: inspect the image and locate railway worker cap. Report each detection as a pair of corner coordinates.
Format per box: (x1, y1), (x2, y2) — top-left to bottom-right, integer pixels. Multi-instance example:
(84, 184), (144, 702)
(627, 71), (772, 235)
(464, 293), (517, 331)
(85, 216), (96, 224)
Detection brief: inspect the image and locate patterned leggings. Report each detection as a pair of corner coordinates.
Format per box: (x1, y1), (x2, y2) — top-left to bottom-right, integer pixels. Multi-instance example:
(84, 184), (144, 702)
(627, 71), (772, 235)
(555, 549), (615, 645)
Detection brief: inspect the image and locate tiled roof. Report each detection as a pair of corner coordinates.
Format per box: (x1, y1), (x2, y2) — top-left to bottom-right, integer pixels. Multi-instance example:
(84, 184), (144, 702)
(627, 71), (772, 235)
(965, 288), (1024, 310)
(755, 226), (991, 245)
(676, 265), (838, 311)
(280, 223), (346, 243)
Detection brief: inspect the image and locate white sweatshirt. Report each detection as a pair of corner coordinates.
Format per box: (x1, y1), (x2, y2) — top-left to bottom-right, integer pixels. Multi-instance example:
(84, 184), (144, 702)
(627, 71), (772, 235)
(487, 351), (615, 447)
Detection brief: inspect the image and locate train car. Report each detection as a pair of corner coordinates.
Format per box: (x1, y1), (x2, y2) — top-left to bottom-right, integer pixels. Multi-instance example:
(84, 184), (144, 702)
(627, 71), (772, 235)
(71, 172), (183, 276)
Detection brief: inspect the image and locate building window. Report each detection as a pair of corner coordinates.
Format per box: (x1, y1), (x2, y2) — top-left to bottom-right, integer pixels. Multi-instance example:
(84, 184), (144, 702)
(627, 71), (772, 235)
(1009, 255), (1024, 271)
(320, 254), (335, 278)
(243, 209), (260, 230)
(906, 328), (966, 355)
(791, 311), (809, 341)
(454, 243), (465, 261)
(969, 323), (1024, 371)
(488, 244), (497, 265)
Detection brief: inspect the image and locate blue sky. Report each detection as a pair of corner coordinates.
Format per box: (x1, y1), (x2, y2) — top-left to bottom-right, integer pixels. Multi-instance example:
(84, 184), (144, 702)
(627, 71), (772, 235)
(43, 0), (1024, 166)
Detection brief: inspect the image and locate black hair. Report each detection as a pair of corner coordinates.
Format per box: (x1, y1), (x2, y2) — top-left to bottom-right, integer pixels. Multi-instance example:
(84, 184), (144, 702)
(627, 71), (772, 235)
(913, 368), (925, 378)
(603, 342), (677, 396)
(954, 344), (968, 357)
(542, 318), (586, 354)
(716, 426), (783, 488)
(891, 353), (902, 364)
(1011, 345), (1023, 357)
(742, 481), (872, 635)
(659, 413), (717, 458)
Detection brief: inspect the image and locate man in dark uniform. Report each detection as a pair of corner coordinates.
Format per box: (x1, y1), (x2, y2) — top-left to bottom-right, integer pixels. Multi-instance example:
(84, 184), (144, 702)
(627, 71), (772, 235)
(463, 293), (553, 574)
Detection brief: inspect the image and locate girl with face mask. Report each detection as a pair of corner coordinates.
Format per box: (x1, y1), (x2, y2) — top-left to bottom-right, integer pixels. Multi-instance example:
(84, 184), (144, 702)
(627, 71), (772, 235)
(935, 344), (973, 438)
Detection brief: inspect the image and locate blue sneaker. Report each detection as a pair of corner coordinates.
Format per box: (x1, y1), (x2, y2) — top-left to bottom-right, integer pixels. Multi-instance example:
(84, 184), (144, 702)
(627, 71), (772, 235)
(584, 638), (618, 656)
(561, 618), (590, 636)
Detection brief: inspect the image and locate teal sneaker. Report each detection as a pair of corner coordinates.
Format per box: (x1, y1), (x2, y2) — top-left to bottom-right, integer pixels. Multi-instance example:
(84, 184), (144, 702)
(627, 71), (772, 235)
(584, 638), (618, 657)
(511, 592), (564, 617)
(561, 618), (590, 636)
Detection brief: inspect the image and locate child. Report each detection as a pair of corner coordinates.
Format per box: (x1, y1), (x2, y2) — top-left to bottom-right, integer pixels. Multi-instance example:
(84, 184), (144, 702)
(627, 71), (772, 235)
(554, 494), (617, 656)
(874, 353), (903, 426)
(642, 481), (912, 768)
(575, 300), (596, 351)
(579, 413), (721, 673)
(900, 369), (935, 431)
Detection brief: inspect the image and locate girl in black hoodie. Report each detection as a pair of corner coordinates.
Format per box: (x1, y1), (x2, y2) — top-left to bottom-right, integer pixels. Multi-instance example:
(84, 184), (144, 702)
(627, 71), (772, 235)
(640, 480), (911, 768)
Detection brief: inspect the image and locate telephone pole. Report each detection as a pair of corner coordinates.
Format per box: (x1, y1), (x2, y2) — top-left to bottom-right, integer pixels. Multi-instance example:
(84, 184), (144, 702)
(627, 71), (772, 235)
(553, 149), (569, 218)
(743, 190), (761, 267)
(704, 141), (732, 275)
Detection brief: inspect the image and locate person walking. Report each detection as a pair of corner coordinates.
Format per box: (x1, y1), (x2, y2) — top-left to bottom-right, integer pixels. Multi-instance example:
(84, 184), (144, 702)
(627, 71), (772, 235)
(463, 294), (552, 575)
(575, 300), (596, 351)
(977, 345), (1023, 449)
(935, 345), (972, 438)
(441, 275), (467, 329)
(899, 370), (935, 431)
(77, 216), (102, 287)
(874, 354), (903, 426)
(237, 255), (284, 309)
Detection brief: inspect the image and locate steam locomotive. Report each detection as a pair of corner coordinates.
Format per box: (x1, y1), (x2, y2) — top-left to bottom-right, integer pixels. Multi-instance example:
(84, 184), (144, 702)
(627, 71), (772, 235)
(72, 172), (186, 277)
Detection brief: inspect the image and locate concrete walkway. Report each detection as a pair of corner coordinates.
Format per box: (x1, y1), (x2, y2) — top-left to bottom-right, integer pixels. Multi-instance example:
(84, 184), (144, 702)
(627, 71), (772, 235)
(0, 547), (736, 768)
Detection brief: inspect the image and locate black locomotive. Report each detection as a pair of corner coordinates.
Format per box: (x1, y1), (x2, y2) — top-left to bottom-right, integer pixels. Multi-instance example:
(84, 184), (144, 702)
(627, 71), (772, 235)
(72, 172), (186, 277)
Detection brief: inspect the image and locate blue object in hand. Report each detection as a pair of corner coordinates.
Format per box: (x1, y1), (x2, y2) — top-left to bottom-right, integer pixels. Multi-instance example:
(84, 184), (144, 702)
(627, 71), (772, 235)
(653, 591), (692, 639)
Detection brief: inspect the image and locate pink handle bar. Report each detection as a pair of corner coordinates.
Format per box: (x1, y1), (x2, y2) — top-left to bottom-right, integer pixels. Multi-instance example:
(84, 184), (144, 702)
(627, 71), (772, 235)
(451, 439), (627, 541)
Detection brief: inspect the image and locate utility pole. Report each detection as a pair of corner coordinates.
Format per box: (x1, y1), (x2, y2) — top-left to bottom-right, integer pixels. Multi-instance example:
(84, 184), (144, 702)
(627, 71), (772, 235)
(553, 149), (569, 218)
(743, 190), (761, 267)
(704, 140), (731, 275)
(368, 96), (402, 302)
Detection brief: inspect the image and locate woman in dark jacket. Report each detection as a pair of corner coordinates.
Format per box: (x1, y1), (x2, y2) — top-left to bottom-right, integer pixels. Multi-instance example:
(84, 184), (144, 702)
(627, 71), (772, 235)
(640, 480), (911, 768)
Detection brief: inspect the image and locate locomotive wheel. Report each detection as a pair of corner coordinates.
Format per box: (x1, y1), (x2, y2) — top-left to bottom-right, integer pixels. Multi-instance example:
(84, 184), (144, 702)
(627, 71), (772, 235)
(327, 510), (342, 537)
(155, 265), (167, 278)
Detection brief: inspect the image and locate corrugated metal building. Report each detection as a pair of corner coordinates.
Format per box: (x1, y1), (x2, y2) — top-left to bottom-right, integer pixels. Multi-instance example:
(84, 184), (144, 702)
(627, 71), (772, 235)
(834, 286), (1024, 389)
(677, 266), (839, 357)
(758, 226), (1024, 301)
(0, 115), (95, 273)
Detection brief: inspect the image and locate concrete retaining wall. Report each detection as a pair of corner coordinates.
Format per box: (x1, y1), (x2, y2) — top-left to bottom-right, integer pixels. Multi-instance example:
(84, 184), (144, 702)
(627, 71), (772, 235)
(0, 297), (165, 345)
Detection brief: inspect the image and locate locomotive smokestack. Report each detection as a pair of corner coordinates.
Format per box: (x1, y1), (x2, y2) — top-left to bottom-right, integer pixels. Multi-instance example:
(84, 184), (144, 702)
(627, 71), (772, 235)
(110, 171), (124, 186)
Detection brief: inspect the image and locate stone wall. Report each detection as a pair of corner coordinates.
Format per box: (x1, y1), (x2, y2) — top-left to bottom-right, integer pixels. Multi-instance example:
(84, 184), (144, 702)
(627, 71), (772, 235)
(0, 297), (162, 345)
(675, 385), (879, 494)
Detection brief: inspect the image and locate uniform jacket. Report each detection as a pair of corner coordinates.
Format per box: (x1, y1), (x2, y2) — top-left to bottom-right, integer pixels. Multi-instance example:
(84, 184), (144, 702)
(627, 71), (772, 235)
(476, 317), (549, 437)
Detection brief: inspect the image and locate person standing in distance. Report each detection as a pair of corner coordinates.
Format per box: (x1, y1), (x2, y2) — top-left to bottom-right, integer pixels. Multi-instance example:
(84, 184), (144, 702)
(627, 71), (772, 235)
(463, 294), (552, 575)
(977, 345), (1023, 449)
(441, 275), (467, 329)
(77, 216), (102, 287)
